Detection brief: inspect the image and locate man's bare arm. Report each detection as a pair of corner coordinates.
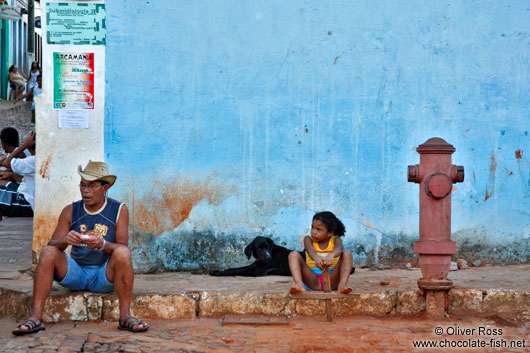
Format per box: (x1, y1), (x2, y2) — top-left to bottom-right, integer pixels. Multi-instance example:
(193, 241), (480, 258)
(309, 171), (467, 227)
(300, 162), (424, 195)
(47, 204), (81, 251)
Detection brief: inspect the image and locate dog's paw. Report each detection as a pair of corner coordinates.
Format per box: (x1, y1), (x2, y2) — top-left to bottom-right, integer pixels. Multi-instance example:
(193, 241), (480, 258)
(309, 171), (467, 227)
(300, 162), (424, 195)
(209, 270), (220, 276)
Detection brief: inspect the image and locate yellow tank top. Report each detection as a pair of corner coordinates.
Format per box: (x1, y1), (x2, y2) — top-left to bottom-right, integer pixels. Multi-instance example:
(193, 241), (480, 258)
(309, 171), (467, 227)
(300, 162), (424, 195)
(305, 235), (340, 268)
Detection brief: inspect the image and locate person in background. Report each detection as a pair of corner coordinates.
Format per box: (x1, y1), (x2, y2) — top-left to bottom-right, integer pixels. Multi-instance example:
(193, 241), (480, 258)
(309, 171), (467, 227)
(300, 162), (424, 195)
(0, 132), (35, 220)
(14, 74), (42, 123)
(26, 61), (41, 102)
(8, 65), (27, 101)
(0, 127), (30, 198)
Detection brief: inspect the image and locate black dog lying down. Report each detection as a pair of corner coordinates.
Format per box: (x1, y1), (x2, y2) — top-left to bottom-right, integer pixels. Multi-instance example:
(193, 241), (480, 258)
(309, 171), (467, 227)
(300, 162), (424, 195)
(210, 236), (355, 277)
(210, 236), (293, 276)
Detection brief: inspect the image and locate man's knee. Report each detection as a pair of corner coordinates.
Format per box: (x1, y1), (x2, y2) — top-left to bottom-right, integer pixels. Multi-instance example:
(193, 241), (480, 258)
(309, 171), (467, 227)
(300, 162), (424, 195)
(39, 246), (62, 263)
(111, 245), (132, 264)
(342, 250), (353, 260)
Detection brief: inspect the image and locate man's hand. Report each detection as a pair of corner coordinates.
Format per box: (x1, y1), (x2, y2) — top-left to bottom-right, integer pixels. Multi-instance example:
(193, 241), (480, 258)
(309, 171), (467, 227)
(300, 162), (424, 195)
(2, 131), (35, 169)
(22, 131), (35, 148)
(64, 230), (83, 246)
(0, 171), (12, 180)
(82, 234), (103, 250)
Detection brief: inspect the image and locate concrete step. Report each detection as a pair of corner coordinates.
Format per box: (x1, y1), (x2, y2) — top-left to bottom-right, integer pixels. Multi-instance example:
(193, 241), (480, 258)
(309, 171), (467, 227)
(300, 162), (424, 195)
(0, 100), (31, 121)
(1, 268), (528, 323)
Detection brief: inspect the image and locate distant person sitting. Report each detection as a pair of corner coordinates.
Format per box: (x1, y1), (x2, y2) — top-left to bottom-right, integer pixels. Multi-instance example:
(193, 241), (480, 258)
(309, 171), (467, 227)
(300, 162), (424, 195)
(0, 132), (35, 220)
(0, 127), (30, 199)
(14, 74), (42, 123)
(8, 65), (27, 100)
(1, 127), (31, 160)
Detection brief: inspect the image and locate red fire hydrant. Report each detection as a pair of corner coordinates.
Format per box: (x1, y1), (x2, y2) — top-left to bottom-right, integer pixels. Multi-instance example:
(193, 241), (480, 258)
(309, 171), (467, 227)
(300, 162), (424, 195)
(408, 137), (464, 318)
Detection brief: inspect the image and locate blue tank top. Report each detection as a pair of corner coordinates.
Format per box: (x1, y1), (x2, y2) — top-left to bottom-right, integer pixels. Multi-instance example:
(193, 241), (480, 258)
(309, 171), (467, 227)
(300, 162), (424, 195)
(70, 197), (123, 266)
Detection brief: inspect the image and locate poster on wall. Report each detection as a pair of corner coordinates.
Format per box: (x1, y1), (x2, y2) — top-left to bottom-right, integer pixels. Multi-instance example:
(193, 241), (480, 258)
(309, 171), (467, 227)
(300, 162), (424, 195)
(53, 52), (94, 110)
(46, 2), (106, 45)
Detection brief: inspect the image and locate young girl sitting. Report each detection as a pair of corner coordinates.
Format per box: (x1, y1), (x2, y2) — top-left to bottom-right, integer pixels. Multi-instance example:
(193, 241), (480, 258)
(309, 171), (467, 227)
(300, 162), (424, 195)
(288, 211), (353, 294)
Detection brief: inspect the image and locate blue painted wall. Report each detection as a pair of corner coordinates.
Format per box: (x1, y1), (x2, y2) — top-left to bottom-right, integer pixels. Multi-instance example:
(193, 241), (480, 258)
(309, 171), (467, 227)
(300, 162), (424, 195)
(105, 1), (530, 271)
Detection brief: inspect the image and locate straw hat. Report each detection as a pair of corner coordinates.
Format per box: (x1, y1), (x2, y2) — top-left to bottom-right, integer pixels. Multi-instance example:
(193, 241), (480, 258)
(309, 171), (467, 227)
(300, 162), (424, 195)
(78, 160), (116, 187)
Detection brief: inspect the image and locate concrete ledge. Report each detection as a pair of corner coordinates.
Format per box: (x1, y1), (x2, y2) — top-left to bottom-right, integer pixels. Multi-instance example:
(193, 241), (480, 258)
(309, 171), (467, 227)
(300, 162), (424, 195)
(1, 265), (528, 323)
(0, 288), (31, 320)
(1, 287), (528, 323)
(449, 289), (530, 319)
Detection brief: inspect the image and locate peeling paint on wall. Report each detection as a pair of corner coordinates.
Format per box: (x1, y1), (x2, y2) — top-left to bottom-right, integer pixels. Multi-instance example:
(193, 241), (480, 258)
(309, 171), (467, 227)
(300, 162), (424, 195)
(33, 214), (60, 255)
(104, 1), (530, 271)
(128, 178), (230, 236)
(39, 156), (51, 179)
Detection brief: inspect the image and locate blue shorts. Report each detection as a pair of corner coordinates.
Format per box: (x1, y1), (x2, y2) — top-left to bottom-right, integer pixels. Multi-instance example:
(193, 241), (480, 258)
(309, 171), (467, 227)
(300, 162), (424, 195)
(304, 267), (334, 291)
(56, 256), (114, 293)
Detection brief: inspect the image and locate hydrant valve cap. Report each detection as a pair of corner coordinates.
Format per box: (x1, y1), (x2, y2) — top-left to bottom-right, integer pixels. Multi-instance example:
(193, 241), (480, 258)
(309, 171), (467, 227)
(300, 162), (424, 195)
(408, 165), (420, 183)
(426, 173), (453, 199)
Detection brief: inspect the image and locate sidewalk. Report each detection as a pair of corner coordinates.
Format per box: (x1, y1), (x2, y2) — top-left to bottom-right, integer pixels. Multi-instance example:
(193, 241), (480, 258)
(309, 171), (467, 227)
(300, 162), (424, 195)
(1, 217), (529, 326)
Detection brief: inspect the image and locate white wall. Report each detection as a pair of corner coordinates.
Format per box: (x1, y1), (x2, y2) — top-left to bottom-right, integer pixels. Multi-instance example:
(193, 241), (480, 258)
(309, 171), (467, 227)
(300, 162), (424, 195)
(33, 0), (106, 257)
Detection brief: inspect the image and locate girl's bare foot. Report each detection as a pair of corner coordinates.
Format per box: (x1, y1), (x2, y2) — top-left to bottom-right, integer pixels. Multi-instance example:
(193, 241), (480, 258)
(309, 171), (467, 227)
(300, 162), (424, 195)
(289, 284), (306, 294)
(338, 283), (352, 294)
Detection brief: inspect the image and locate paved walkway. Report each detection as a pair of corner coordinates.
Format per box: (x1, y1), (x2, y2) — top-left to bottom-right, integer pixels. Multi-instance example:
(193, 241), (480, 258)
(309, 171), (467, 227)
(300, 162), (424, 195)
(1, 316), (528, 352)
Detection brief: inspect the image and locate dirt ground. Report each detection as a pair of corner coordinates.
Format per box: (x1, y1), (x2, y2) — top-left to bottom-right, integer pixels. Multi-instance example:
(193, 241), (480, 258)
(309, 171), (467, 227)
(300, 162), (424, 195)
(1, 315), (528, 352)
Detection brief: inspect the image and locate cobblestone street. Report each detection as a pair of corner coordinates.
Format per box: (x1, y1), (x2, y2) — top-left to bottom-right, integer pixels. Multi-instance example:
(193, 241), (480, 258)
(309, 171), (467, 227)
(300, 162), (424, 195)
(1, 316), (529, 352)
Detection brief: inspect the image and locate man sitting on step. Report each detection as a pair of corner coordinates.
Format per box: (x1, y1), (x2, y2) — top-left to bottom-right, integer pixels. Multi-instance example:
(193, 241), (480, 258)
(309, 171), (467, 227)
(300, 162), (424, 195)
(0, 131), (35, 221)
(12, 160), (149, 335)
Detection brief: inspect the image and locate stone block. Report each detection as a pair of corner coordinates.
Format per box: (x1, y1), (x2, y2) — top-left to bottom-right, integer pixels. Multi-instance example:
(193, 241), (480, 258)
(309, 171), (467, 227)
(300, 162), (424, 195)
(199, 291), (296, 317)
(85, 293), (103, 320)
(293, 292), (396, 317)
(456, 259), (468, 270)
(448, 289), (483, 316)
(102, 294), (119, 320)
(102, 293), (197, 320)
(482, 290), (530, 314)
(43, 293), (88, 322)
(395, 291), (425, 316)
(0, 288), (30, 319)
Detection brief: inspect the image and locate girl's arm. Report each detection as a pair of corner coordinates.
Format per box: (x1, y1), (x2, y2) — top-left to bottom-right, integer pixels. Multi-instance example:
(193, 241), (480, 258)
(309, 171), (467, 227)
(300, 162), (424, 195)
(304, 236), (324, 269)
(323, 237), (344, 266)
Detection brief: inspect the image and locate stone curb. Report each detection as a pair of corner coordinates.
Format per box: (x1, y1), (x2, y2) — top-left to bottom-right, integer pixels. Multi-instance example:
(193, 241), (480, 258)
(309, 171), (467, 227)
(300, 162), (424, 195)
(1, 287), (528, 323)
(0, 102), (31, 120)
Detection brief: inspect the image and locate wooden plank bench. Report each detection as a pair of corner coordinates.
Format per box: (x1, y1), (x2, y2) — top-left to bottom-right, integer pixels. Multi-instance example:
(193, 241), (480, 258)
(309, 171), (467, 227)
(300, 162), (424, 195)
(289, 266), (352, 322)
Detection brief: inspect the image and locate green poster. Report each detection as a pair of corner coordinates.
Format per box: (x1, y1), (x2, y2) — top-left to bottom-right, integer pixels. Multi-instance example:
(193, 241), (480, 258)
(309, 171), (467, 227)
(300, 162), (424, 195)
(54, 52), (95, 110)
(46, 2), (106, 45)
